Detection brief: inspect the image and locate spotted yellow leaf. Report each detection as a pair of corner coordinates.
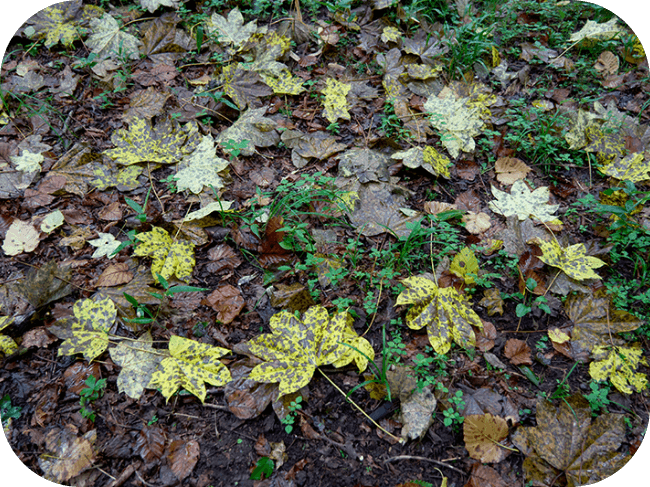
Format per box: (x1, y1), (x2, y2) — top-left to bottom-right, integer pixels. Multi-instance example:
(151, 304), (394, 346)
(537, 240), (606, 281)
(381, 26), (402, 43)
(599, 153), (650, 182)
(391, 146), (451, 178)
(322, 78), (351, 124)
(589, 344), (648, 394)
(134, 226), (195, 283)
(332, 315), (375, 372)
(396, 276), (482, 355)
(175, 135), (230, 193)
(87, 13), (141, 61)
(450, 247), (479, 285)
(0, 316), (17, 357)
(261, 70), (306, 96)
(26, 0), (84, 48)
(110, 331), (165, 400)
(206, 8), (257, 49)
(148, 335), (231, 403)
(548, 328), (570, 344)
(488, 180), (559, 222)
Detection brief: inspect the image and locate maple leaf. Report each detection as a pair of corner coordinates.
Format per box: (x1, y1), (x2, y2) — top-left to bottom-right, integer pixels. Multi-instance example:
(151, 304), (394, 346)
(536, 240), (606, 281)
(91, 164), (143, 192)
(147, 335), (231, 403)
(450, 247), (479, 285)
(494, 157), (532, 185)
(104, 117), (200, 166)
(134, 226), (195, 283)
(87, 14), (141, 61)
(261, 69), (306, 96)
(88, 232), (121, 259)
(38, 428), (97, 484)
(569, 18), (623, 46)
(26, 0), (84, 48)
(424, 90), (485, 158)
(0, 316), (18, 357)
(221, 63), (273, 109)
(322, 78), (352, 123)
(243, 306), (348, 397)
(599, 153), (650, 182)
(395, 276), (482, 354)
(464, 413), (510, 463)
(109, 331), (165, 400)
(512, 394), (630, 487)
(139, 0), (180, 13)
(175, 135), (230, 193)
(11, 149), (44, 173)
(280, 129), (346, 168)
(331, 315), (375, 372)
(50, 298), (116, 362)
(589, 344), (648, 394)
(488, 180), (559, 222)
(215, 107), (279, 157)
(391, 146), (451, 178)
(479, 288), (504, 316)
(206, 8), (257, 49)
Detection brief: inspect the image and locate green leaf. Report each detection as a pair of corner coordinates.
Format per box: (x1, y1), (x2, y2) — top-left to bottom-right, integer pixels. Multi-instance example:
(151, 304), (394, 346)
(395, 276), (482, 354)
(250, 457), (274, 480)
(134, 226), (196, 283)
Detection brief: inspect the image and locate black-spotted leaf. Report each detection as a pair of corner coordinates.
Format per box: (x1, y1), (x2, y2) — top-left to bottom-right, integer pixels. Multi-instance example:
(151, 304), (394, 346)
(52, 298), (116, 362)
(322, 78), (351, 123)
(537, 240), (606, 281)
(262, 70), (306, 96)
(134, 227), (195, 283)
(25, 0), (84, 48)
(206, 8), (257, 49)
(488, 180), (559, 222)
(569, 18), (623, 46)
(0, 316), (18, 356)
(589, 344), (648, 394)
(148, 335), (231, 403)
(215, 108), (279, 157)
(245, 306), (347, 397)
(450, 247), (479, 285)
(332, 315), (375, 372)
(87, 14), (141, 61)
(139, 0), (180, 13)
(391, 146), (451, 178)
(396, 276), (482, 354)
(175, 135), (230, 193)
(104, 117), (200, 166)
(599, 153), (650, 182)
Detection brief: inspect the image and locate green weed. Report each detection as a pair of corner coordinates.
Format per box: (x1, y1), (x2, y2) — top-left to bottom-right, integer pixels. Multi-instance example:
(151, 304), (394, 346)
(79, 375), (107, 422)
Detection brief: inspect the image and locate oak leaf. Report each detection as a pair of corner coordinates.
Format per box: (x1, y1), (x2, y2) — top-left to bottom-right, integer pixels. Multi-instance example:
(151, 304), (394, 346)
(589, 344), (648, 394)
(395, 276), (482, 354)
(134, 226), (195, 283)
(536, 240), (605, 281)
(488, 180), (559, 222)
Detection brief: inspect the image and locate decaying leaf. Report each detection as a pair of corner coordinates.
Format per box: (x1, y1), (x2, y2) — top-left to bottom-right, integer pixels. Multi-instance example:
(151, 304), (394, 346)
(39, 210), (65, 234)
(139, 0), (180, 13)
(134, 226), (195, 283)
(15, 260), (72, 309)
(38, 428), (97, 483)
(464, 413), (510, 463)
(399, 385), (437, 440)
(202, 285), (245, 324)
(167, 439), (201, 482)
(148, 335), (231, 402)
(280, 130), (346, 169)
(215, 107), (279, 157)
(11, 149), (43, 173)
(599, 153), (650, 182)
(462, 211), (491, 234)
(50, 298), (116, 362)
(206, 8), (257, 49)
(96, 262), (133, 288)
(449, 247), (479, 285)
(240, 306), (349, 397)
(489, 180), (559, 222)
(109, 331), (165, 400)
(2, 219), (40, 256)
(331, 317), (375, 372)
(395, 276), (482, 354)
(589, 344), (648, 394)
(0, 316), (18, 356)
(391, 146), (451, 178)
(511, 395), (630, 487)
(322, 78), (352, 123)
(494, 157), (531, 185)
(26, 0), (85, 48)
(569, 18), (623, 46)
(175, 135), (230, 193)
(479, 288), (504, 317)
(87, 14), (141, 61)
(504, 338), (532, 366)
(88, 232), (121, 259)
(338, 148), (391, 183)
(536, 240), (606, 281)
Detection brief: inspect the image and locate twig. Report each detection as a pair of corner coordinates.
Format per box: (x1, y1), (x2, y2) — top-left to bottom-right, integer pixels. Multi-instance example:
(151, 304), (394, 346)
(135, 469), (155, 487)
(384, 455), (466, 475)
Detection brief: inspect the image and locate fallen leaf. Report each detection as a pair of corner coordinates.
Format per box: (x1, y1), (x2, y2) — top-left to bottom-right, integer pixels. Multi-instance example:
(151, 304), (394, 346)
(2, 219), (40, 256)
(489, 180), (559, 222)
(203, 285), (245, 324)
(123, 87), (171, 122)
(0, 316), (18, 356)
(136, 426), (166, 465)
(280, 129), (346, 169)
(11, 149), (43, 173)
(392, 146), (451, 178)
(322, 78), (351, 123)
(400, 385), (437, 440)
(26, 0), (84, 48)
(548, 327), (570, 344)
(88, 232), (121, 259)
(134, 226), (195, 283)
(87, 14), (141, 61)
(536, 240), (606, 281)
(479, 289), (504, 317)
(599, 153), (650, 182)
(594, 51), (619, 75)
(109, 331), (165, 400)
(269, 283), (315, 313)
(569, 18), (623, 46)
(95, 262), (133, 288)
(139, 0), (180, 13)
(215, 107), (279, 157)
(494, 157), (531, 185)
(462, 211), (491, 234)
(504, 339), (532, 365)
(338, 148), (391, 183)
(224, 357), (278, 419)
(38, 428), (97, 483)
(175, 134), (230, 193)
(206, 8), (257, 49)
(221, 63), (273, 109)
(167, 439), (200, 481)
(589, 344), (647, 394)
(464, 413), (510, 463)
(464, 463), (508, 487)
(450, 247), (479, 285)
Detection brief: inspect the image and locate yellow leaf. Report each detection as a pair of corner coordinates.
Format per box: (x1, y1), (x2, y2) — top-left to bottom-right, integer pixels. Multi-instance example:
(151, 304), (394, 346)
(206, 8), (257, 49)
(332, 316), (375, 372)
(26, 0), (85, 48)
(569, 18), (623, 46)
(261, 70), (306, 95)
(322, 78), (351, 124)
(175, 135), (230, 194)
(450, 247), (479, 285)
(11, 149), (43, 173)
(537, 240), (606, 281)
(391, 146), (451, 178)
(488, 180), (559, 222)
(381, 26), (402, 43)
(589, 345), (648, 394)
(40, 210), (65, 234)
(548, 328), (570, 344)
(87, 13), (141, 61)
(134, 226), (196, 283)
(109, 331), (165, 400)
(464, 413), (510, 463)
(599, 153), (650, 183)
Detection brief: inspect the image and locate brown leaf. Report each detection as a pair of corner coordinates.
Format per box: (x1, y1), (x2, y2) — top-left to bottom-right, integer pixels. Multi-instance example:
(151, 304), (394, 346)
(464, 463), (508, 487)
(594, 51), (619, 75)
(504, 339), (532, 365)
(494, 157), (531, 185)
(299, 415), (321, 440)
(455, 159), (480, 181)
(38, 428), (97, 483)
(479, 289), (504, 317)
(454, 189), (482, 212)
(167, 439), (200, 481)
(124, 87), (170, 122)
(202, 285), (245, 324)
(133, 64), (178, 87)
(224, 358), (278, 419)
(464, 413), (510, 463)
(96, 263), (133, 288)
(98, 201), (122, 221)
(475, 320), (497, 352)
(463, 211), (491, 234)
(206, 244), (242, 273)
(269, 283), (315, 313)
(63, 362), (102, 395)
(258, 215), (293, 268)
(423, 201), (457, 215)
(21, 326), (57, 349)
(136, 426), (166, 465)
(169, 291), (204, 310)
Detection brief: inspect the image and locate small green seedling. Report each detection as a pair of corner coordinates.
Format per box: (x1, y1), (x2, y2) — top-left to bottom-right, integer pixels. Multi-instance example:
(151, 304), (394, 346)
(125, 187), (152, 224)
(79, 375), (106, 422)
(250, 457), (274, 480)
(281, 396), (303, 434)
(0, 394), (22, 427)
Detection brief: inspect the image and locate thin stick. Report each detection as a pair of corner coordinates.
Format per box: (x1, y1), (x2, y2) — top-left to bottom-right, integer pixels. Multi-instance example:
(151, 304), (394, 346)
(384, 455), (466, 475)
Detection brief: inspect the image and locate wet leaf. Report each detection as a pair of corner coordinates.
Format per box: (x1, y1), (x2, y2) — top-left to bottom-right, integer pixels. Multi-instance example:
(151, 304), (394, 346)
(38, 428), (96, 483)
(322, 78), (352, 123)
(338, 148), (391, 183)
(110, 331), (165, 400)
(134, 226), (195, 283)
(494, 157), (531, 185)
(391, 146), (451, 178)
(26, 0), (84, 48)
(504, 339), (532, 366)
(479, 288), (504, 317)
(221, 63), (273, 109)
(224, 357), (278, 419)
(488, 180), (559, 222)
(599, 153), (650, 182)
(16, 260), (72, 309)
(51, 298), (116, 362)
(148, 335), (232, 403)
(400, 386), (437, 440)
(332, 316), (375, 372)
(536, 240), (605, 281)
(589, 344), (648, 394)
(167, 439), (200, 481)
(262, 69), (306, 96)
(462, 211), (491, 234)
(123, 87), (171, 123)
(206, 8), (257, 49)
(104, 117), (200, 166)
(464, 413), (510, 463)
(88, 232), (121, 259)
(136, 426), (166, 464)
(465, 463), (508, 487)
(395, 276), (482, 354)
(202, 285), (245, 324)
(96, 262), (133, 288)
(215, 107), (279, 157)
(280, 130), (346, 169)
(95, 263), (160, 322)
(269, 283), (314, 313)
(40, 210), (64, 234)
(11, 149), (43, 173)
(450, 247), (479, 285)
(243, 306), (348, 397)
(139, 0), (180, 13)
(0, 316), (18, 356)
(511, 395), (630, 487)
(548, 327), (570, 344)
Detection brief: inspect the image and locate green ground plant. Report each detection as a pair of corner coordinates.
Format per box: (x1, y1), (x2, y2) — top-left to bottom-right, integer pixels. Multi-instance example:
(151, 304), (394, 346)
(0, 394), (21, 428)
(79, 375), (107, 422)
(281, 396), (303, 434)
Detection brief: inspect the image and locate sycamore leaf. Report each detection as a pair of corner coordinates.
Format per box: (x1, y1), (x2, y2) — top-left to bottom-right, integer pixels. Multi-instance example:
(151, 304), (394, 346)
(450, 247), (479, 285)
(40, 210), (65, 234)
(322, 78), (352, 123)
(245, 306), (348, 397)
(381, 26), (402, 43)
(11, 150), (44, 173)
(599, 153), (650, 182)
(464, 413), (510, 463)
(569, 19), (623, 46)
(52, 298), (116, 362)
(88, 232), (121, 259)
(38, 428), (97, 484)
(0, 316), (18, 356)
(424, 91), (485, 158)
(26, 0), (84, 48)
(183, 200), (234, 223)
(261, 69), (306, 96)
(391, 146), (451, 178)
(221, 63), (273, 109)
(511, 395), (630, 487)
(2, 219), (40, 256)
(91, 165), (143, 191)
(87, 14), (141, 61)
(548, 328), (570, 344)
(589, 344), (648, 394)
(488, 180), (559, 222)
(104, 117), (200, 166)
(134, 226), (195, 283)
(332, 316), (375, 372)
(207, 8), (257, 48)
(479, 288), (504, 316)
(139, 0), (180, 13)
(280, 129), (346, 168)
(109, 331), (165, 400)
(215, 108), (279, 157)
(536, 240), (606, 281)
(175, 135), (230, 193)
(148, 335), (231, 403)
(395, 276), (482, 354)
